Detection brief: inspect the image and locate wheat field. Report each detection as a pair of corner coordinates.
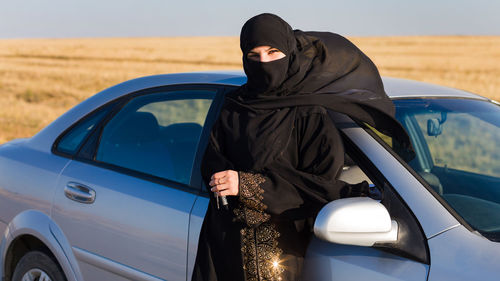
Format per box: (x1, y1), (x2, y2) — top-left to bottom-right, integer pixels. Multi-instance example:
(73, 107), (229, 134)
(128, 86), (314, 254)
(0, 36), (499, 143)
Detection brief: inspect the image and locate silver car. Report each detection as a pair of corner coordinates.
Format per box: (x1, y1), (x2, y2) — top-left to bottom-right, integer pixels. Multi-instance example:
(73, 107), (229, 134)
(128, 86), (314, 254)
(0, 72), (499, 281)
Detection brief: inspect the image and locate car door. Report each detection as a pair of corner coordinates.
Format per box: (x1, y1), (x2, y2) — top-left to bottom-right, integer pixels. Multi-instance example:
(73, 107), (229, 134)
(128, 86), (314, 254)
(303, 157), (430, 281)
(51, 85), (222, 281)
(302, 112), (431, 281)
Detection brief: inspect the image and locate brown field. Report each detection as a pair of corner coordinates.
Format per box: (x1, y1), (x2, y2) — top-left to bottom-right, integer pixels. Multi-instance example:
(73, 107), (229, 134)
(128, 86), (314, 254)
(0, 36), (499, 143)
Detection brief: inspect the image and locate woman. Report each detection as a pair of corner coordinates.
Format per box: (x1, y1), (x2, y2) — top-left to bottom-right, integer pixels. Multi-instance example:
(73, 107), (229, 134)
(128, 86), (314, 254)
(192, 13), (412, 281)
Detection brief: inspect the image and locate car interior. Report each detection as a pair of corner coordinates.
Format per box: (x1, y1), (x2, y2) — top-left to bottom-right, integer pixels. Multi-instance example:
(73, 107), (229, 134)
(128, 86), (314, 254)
(96, 111), (176, 181)
(95, 109), (204, 185)
(393, 99), (500, 238)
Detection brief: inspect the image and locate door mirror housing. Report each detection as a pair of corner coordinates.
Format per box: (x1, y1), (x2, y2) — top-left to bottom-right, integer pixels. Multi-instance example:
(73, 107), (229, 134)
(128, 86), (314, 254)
(314, 197), (398, 246)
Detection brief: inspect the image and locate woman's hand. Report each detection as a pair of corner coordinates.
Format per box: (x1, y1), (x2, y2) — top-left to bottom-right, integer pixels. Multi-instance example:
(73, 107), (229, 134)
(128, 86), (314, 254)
(209, 170), (239, 197)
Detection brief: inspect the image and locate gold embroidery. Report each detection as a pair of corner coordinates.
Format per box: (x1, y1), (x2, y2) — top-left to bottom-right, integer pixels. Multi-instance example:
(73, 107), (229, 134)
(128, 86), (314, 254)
(241, 222), (283, 281)
(235, 172), (283, 281)
(234, 172), (270, 227)
(239, 172), (267, 209)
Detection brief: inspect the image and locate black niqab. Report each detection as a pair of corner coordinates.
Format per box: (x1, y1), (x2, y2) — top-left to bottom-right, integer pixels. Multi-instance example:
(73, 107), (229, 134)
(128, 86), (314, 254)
(240, 14), (295, 92)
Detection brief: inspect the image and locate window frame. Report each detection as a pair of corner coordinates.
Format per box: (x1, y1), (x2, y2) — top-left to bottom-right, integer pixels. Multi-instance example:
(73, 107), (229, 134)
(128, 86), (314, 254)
(51, 101), (121, 159)
(325, 110), (430, 264)
(56, 84), (226, 193)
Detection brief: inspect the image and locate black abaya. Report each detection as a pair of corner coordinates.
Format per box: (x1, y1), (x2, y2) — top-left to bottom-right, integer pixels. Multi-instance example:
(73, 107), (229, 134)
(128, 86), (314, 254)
(192, 106), (362, 281)
(191, 13), (412, 281)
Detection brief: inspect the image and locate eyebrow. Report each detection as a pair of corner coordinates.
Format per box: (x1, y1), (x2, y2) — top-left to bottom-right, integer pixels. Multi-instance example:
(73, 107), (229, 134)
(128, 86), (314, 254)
(248, 47), (278, 54)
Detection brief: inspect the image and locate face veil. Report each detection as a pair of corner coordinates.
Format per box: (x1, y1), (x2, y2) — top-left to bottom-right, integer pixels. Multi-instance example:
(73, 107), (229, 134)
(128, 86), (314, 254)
(240, 13), (296, 94)
(243, 56), (290, 93)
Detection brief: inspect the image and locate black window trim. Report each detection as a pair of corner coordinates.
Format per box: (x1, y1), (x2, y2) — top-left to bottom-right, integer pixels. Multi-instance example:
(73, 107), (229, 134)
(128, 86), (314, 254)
(51, 100), (122, 159)
(195, 85), (241, 197)
(189, 86), (229, 190)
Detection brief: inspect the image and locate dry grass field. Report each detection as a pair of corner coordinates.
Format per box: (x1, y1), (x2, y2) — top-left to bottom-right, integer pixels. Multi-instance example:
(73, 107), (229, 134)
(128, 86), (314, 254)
(0, 36), (499, 143)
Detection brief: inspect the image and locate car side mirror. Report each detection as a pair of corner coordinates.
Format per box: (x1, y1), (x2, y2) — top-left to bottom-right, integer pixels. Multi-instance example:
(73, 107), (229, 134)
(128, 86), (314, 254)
(314, 197), (398, 246)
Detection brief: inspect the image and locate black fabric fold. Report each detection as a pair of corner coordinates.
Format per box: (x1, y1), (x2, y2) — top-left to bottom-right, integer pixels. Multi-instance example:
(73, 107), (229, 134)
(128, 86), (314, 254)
(221, 18), (414, 171)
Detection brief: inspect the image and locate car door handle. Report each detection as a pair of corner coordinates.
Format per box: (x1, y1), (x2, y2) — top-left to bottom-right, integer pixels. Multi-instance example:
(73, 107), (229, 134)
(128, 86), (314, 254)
(64, 182), (96, 204)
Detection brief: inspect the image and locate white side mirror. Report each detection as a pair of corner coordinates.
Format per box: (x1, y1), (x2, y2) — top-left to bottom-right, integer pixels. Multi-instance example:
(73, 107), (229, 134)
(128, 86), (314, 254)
(314, 197), (398, 246)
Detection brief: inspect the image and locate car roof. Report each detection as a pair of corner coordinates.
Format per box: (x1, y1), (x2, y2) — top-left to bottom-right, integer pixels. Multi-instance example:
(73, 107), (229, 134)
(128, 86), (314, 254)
(27, 71), (488, 152)
(118, 71), (485, 100)
(381, 77), (486, 100)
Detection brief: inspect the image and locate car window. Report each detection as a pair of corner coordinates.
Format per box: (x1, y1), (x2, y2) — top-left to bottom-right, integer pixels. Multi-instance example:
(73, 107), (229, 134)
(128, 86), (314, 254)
(412, 107), (499, 177)
(367, 98), (500, 241)
(55, 103), (114, 156)
(95, 90), (216, 185)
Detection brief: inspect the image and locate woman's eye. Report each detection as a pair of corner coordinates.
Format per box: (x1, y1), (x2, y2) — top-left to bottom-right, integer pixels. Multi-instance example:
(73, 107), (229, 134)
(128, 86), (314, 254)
(247, 53), (259, 59)
(268, 49), (279, 54)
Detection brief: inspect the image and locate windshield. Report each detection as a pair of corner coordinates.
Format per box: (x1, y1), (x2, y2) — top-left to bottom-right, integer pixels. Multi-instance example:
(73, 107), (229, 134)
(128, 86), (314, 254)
(379, 98), (500, 240)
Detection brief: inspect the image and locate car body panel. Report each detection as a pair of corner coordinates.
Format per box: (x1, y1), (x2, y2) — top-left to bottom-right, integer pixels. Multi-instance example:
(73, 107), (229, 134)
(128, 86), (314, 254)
(382, 77), (487, 100)
(0, 141), (69, 226)
(52, 159), (195, 280)
(49, 219), (85, 281)
(0, 221), (6, 241)
(427, 225), (500, 281)
(303, 238), (429, 281)
(187, 196), (210, 280)
(71, 246), (163, 281)
(2, 210), (79, 281)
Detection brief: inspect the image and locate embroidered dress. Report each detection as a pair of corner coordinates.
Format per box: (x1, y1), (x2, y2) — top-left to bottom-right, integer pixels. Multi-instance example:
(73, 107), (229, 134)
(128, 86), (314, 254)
(192, 108), (357, 281)
(191, 13), (409, 281)
(235, 172), (282, 281)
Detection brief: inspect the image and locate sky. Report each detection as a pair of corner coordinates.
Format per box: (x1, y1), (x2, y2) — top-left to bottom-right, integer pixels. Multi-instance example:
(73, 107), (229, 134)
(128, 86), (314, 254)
(1, 0), (499, 38)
